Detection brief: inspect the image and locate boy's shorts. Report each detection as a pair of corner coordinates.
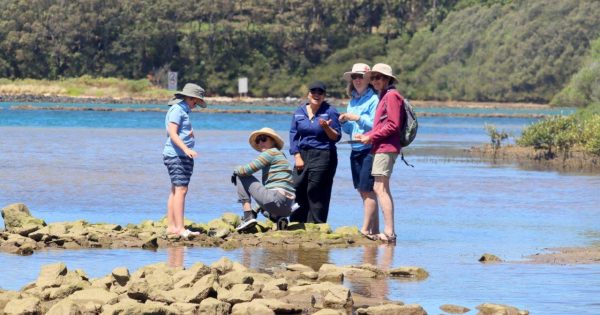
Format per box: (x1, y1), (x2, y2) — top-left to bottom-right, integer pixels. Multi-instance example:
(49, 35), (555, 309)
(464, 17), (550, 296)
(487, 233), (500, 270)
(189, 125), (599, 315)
(371, 153), (398, 177)
(163, 155), (194, 186)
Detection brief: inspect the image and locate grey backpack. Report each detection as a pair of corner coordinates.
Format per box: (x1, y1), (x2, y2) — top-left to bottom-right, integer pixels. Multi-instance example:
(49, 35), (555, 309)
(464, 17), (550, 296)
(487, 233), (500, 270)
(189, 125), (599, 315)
(399, 98), (418, 147)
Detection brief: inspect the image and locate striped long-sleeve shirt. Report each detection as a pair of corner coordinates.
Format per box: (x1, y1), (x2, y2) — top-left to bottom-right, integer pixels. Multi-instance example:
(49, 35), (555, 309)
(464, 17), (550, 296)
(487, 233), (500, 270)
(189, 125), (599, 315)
(234, 148), (295, 194)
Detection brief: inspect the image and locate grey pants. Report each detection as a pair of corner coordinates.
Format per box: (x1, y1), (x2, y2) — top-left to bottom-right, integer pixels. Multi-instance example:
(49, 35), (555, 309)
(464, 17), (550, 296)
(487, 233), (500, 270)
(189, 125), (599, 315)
(236, 175), (294, 218)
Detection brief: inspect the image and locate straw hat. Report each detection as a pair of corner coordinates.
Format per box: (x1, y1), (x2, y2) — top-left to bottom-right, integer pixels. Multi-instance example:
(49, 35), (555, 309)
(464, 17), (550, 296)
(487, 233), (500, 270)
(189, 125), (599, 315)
(248, 127), (284, 151)
(174, 83), (207, 108)
(343, 63), (371, 82)
(365, 63), (397, 84)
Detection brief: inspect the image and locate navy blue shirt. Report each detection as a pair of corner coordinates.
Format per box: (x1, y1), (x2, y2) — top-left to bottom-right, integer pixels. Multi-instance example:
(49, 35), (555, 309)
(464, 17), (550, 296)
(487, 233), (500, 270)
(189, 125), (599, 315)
(289, 101), (341, 155)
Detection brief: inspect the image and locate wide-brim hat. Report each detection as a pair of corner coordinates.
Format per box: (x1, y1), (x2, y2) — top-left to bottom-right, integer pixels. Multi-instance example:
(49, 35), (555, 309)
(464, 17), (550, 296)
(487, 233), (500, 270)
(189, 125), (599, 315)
(248, 127), (285, 152)
(365, 63), (397, 84)
(343, 63), (371, 82)
(174, 83), (207, 108)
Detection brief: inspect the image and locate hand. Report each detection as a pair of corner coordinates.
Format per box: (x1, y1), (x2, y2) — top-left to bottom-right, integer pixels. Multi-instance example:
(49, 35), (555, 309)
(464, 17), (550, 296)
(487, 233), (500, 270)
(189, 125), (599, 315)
(354, 134), (372, 144)
(294, 154), (305, 172)
(339, 113), (348, 122)
(341, 113), (359, 122)
(318, 118), (332, 128)
(184, 148), (198, 158)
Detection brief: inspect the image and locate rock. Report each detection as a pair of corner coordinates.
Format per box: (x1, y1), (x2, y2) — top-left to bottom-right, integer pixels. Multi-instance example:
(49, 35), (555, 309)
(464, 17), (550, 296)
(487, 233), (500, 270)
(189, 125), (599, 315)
(1, 203), (46, 235)
(142, 236), (158, 249)
(219, 271), (254, 289)
(46, 299), (79, 315)
(322, 286), (352, 309)
(285, 263), (314, 273)
(252, 298), (303, 313)
(388, 267), (429, 280)
(68, 287), (118, 303)
(173, 263), (211, 288)
(111, 267), (130, 286)
(145, 269), (174, 291)
(0, 291), (22, 313)
(479, 253), (503, 263)
(198, 297), (231, 315)
(231, 301), (275, 315)
(312, 309), (346, 315)
(221, 213), (241, 227)
(127, 279), (150, 301)
(440, 303), (470, 314)
(100, 299), (144, 315)
(211, 257), (234, 274)
(318, 264), (344, 282)
(217, 284), (258, 304)
(171, 302), (199, 314)
(333, 226), (360, 236)
(36, 262), (68, 289)
(3, 297), (41, 315)
(476, 303), (529, 315)
(356, 303), (427, 315)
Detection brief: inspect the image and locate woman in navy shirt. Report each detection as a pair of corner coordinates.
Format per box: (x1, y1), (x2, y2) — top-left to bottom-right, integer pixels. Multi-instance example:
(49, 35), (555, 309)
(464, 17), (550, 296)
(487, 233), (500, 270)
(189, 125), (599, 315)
(289, 81), (341, 223)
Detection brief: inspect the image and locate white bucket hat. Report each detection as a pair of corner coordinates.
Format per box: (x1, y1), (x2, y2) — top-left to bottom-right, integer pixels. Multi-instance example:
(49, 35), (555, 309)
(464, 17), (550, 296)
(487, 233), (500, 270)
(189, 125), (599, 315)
(365, 63), (397, 84)
(173, 83), (206, 108)
(343, 63), (371, 82)
(248, 127), (285, 152)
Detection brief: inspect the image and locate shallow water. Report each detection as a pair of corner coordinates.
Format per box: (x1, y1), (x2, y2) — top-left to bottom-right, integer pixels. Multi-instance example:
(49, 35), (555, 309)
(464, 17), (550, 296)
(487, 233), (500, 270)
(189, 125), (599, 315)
(1, 107), (599, 314)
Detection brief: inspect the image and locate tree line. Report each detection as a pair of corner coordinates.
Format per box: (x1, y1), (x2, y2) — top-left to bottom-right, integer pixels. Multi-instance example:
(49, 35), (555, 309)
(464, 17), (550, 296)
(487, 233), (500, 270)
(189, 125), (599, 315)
(1, 0), (599, 104)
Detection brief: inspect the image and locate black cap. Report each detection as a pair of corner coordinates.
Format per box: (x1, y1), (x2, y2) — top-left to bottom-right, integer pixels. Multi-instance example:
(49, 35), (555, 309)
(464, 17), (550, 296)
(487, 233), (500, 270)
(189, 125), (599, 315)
(308, 81), (327, 92)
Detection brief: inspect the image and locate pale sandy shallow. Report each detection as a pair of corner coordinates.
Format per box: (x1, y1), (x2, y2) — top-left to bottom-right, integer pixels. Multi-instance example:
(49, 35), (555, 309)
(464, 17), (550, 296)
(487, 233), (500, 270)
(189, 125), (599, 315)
(523, 246), (600, 264)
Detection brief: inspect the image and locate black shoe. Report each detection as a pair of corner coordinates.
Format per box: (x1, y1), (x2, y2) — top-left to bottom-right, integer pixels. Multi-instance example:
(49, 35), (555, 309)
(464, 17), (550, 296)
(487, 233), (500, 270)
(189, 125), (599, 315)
(236, 211), (257, 232)
(276, 217), (289, 230)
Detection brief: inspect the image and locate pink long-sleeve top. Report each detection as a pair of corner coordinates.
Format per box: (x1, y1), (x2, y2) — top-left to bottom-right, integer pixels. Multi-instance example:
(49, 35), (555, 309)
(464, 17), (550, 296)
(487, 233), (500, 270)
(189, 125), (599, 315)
(365, 86), (405, 154)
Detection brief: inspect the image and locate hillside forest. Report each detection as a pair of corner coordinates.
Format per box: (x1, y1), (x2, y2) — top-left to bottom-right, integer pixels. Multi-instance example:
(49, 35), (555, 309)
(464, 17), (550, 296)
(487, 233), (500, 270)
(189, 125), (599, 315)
(1, 0), (599, 107)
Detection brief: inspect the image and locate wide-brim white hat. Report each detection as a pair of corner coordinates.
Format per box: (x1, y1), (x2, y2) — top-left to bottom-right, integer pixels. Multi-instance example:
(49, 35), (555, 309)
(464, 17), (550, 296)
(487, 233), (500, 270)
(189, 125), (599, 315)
(343, 63), (371, 82)
(365, 63), (397, 84)
(248, 127), (285, 152)
(174, 83), (207, 108)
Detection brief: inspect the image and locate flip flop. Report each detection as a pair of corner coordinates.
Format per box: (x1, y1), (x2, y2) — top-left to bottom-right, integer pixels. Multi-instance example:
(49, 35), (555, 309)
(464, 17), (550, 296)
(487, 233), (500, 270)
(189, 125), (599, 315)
(377, 233), (397, 243)
(360, 231), (378, 241)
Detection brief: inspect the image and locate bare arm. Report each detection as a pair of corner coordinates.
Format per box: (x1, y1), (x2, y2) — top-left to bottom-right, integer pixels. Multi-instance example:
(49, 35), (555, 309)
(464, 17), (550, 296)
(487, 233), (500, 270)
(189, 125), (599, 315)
(168, 122), (197, 158)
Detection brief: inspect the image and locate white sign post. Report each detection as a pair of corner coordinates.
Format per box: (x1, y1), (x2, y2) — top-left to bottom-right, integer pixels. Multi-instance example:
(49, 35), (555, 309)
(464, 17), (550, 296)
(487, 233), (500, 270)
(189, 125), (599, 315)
(238, 77), (248, 98)
(167, 71), (178, 91)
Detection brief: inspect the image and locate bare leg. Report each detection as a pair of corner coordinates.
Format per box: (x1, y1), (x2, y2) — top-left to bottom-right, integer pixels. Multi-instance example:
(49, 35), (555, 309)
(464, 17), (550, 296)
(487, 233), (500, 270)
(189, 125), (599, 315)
(373, 176), (395, 238)
(167, 186), (177, 234)
(360, 190), (379, 235)
(171, 185), (188, 234)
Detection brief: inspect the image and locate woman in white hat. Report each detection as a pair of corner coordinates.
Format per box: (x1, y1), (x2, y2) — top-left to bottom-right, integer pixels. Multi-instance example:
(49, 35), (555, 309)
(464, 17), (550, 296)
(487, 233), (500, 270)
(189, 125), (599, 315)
(340, 63), (380, 240)
(163, 83), (206, 238)
(355, 63), (405, 243)
(233, 127), (296, 231)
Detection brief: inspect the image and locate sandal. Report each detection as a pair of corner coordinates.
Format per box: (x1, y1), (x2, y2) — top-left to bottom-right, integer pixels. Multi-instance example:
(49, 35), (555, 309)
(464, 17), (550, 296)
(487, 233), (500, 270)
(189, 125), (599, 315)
(360, 231), (378, 241)
(377, 233), (397, 243)
(179, 229), (200, 239)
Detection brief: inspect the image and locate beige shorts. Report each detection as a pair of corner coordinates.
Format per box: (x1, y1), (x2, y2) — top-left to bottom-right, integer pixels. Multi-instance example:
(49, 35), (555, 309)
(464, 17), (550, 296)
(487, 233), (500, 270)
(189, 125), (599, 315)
(371, 153), (399, 177)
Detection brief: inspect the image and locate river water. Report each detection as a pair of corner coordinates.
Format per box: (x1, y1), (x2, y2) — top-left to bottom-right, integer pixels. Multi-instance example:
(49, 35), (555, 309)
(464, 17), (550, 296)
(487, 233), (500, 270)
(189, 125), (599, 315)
(1, 104), (599, 314)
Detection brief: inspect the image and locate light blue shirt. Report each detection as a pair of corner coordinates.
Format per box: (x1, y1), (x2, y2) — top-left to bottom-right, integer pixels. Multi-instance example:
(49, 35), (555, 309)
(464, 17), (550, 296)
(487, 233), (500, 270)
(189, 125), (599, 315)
(341, 87), (378, 151)
(163, 100), (195, 157)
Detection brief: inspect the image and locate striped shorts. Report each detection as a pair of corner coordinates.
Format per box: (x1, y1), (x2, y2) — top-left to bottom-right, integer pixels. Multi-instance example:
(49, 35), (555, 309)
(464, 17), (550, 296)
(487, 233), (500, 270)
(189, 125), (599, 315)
(163, 155), (194, 186)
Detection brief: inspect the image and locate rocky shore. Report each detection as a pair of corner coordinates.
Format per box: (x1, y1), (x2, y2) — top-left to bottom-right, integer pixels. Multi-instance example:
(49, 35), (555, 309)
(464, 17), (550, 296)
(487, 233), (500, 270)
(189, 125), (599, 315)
(0, 203), (536, 314)
(0, 257), (530, 315)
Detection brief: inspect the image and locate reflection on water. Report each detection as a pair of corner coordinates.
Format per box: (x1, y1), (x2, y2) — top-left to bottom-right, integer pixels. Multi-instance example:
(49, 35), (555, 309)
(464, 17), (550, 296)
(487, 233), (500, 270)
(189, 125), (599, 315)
(167, 246), (185, 268)
(346, 244), (395, 299)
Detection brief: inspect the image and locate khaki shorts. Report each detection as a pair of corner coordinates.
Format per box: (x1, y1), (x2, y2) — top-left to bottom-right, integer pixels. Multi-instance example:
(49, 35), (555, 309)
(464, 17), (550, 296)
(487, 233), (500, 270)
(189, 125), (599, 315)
(371, 153), (398, 177)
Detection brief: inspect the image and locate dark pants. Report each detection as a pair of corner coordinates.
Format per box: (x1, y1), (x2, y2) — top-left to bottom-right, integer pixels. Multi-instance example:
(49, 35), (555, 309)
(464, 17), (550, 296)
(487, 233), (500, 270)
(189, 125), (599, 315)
(290, 148), (337, 224)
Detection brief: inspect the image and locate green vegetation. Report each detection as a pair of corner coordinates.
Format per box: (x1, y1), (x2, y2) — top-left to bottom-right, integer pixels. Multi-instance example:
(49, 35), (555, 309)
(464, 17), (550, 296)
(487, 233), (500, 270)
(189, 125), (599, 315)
(1, 0), (599, 102)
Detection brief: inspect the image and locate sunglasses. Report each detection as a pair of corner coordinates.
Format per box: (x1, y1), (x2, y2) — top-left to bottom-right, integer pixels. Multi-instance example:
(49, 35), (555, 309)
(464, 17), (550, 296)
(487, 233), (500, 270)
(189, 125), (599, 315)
(370, 74), (386, 81)
(255, 135), (270, 144)
(351, 74), (364, 80)
(309, 89), (325, 95)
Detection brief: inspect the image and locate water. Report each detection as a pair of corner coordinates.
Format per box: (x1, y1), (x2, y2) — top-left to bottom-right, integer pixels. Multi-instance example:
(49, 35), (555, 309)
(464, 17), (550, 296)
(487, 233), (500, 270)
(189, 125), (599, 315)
(1, 105), (599, 314)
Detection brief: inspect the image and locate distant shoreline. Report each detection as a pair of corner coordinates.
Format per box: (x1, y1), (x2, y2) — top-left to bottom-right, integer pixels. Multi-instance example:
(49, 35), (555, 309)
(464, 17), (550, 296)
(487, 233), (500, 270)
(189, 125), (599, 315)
(1, 94), (558, 118)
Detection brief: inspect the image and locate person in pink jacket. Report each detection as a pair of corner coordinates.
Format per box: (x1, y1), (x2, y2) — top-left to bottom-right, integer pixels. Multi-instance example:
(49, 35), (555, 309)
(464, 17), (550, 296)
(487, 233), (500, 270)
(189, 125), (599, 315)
(354, 63), (405, 243)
